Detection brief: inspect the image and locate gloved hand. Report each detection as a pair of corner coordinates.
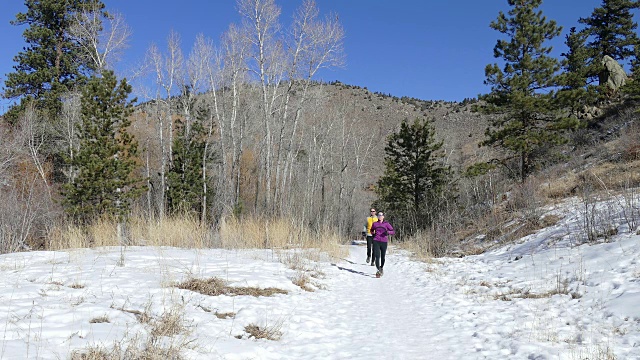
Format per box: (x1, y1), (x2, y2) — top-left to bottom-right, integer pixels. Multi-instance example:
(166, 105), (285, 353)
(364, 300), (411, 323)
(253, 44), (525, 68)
(361, 231), (366, 237)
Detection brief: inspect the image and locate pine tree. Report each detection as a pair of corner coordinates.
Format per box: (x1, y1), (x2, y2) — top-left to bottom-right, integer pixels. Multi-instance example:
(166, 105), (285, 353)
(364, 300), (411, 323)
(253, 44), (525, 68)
(623, 44), (640, 99)
(62, 71), (144, 222)
(375, 117), (452, 234)
(556, 27), (600, 117)
(3, 0), (106, 123)
(475, 0), (570, 181)
(579, 0), (640, 84)
(166, 108), (209, 217)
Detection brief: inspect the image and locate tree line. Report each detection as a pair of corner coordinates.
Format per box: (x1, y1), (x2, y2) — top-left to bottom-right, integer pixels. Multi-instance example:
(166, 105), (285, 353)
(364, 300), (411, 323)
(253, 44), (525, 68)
(0, 0), (370, 253)
(374, 0), (640, 246)
(2, 0), (640, 254)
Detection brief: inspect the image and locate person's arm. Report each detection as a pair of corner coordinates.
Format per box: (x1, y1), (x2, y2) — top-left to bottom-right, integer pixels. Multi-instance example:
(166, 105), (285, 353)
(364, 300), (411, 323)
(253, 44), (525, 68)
(386, 223), (395, 236)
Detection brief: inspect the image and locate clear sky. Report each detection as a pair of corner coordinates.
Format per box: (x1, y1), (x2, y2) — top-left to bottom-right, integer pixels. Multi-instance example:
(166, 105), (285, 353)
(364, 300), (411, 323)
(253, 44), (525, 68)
(0, 0), (617, 112)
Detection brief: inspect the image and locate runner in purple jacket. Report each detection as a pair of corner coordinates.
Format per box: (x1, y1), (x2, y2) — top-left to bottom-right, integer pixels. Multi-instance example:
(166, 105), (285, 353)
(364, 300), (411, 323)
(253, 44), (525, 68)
(370, 212), (395, 277)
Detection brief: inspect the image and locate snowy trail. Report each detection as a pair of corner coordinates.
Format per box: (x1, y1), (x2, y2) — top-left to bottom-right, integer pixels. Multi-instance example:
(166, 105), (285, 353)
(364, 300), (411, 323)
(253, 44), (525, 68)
(271, 245), (464, 359)
(1, 229), (639, 359)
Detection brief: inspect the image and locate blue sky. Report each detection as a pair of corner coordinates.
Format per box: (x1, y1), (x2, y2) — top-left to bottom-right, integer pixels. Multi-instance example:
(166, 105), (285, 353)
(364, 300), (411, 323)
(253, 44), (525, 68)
(0, 0), (615, 112)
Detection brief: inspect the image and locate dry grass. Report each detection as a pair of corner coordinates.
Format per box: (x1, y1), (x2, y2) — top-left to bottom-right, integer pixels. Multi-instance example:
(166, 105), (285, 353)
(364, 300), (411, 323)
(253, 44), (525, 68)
(396, 238), (436, 262)
(277, 249), (332, 273)
(570, 344), (617, 360)
(493, 282), (581, 301)
(129, 215), (212, 248)
(149, 307), (187, 338)
(214, 311), (236, 319)
(176, 277), (288, 297)
(291, 272), (314, 292)
(112, 304), (153, 324)
(75, 305), (193, 359)
(540, 214), (561, 228)
(242, 323), (283, 341)
(542, 160), (640, 199)
(194, 304), (236, 319)
(279, 250), (309, 270)
(47, 215), (212, 250)
(71, 346), (115, 360)
(71, 338), (186, 360)
(47, 225), (88, 250)
(400, 188), (556, 259)
(46, 215), (347, 265)
(219, 217), (347, 259)
(459, 245), (487, 256)
(89, 315), (110, 324)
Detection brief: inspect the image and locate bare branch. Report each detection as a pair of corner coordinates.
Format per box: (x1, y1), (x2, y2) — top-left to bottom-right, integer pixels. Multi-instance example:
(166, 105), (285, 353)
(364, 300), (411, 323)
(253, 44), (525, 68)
(69, 6), (131, 72)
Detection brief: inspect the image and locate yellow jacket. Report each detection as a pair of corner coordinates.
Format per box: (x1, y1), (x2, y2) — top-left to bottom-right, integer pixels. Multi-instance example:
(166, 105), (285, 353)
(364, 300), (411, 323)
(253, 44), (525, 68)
(365, 216), (378, 236)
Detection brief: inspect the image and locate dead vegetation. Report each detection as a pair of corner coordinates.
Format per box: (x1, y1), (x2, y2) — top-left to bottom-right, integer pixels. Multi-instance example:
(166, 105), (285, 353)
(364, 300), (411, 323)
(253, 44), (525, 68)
(47, 215), (212, 250)
(241, 323), (283, 341)
(73, 306), (191, 360)
(89, 315), (110, 324)
(219, 217), (348, 260)
(149, 307), (188, 338)
(195, 304), (236, 319)
(214, 311), (236, 319)
(494, 287), (582, 301)
(291, 272), (314, 292)
(71, 340), (186, 360)
(176, 277), (288, 297)
(492, 277), (582, 301)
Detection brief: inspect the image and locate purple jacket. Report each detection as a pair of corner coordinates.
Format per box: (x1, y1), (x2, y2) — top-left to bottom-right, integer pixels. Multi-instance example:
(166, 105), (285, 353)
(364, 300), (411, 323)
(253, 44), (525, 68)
(371, 221), (395, 242)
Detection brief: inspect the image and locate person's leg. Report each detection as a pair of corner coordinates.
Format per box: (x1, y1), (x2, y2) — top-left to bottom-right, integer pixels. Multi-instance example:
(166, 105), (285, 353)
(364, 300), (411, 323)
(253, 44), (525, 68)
(380, 241), (388, 269)
(373, 241), (381, 269)
(366, 235), (373, 261)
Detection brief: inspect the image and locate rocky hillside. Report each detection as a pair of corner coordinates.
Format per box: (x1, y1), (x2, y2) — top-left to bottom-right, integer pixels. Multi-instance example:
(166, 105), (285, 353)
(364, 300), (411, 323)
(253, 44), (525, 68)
(322, 81), (491, 171)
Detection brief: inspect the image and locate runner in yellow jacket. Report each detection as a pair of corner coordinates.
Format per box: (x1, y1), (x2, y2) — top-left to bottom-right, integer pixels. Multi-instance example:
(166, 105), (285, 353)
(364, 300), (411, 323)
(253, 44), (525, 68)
(363, 208), (378, 265)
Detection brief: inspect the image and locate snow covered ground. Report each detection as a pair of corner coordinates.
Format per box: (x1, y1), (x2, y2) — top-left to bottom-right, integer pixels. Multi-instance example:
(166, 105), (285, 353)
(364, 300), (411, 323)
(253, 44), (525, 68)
(0, 197), (639, 359)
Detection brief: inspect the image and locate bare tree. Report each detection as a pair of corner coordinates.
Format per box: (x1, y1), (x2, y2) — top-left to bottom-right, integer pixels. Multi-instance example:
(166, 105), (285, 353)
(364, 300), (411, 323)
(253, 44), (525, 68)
(204, 24), (254, 220)
(237, 0), (344, 217)
(22, 105), (50, 193)
(185, 33), (217, 222)
(58, 93), (82, 185)
(0, 114), (56, 253)
(275, 0), (345, 212)
(69, 6), (131, 72)
(147, 30), (184, 218)
(238, 0), (284, 213)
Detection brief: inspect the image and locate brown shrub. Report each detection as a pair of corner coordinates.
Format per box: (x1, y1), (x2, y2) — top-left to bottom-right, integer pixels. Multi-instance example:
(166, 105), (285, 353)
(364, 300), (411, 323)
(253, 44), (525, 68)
(176, 277), (288, 297)
(243, 323), (282, 341)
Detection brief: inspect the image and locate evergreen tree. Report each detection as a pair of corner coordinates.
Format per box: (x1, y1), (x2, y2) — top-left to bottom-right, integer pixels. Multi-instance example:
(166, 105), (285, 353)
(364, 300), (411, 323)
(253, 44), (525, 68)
(579, 0), (640, 84)
(375, 117), (452, 235)
(62, 71), (144, 222)
(475, 0), (571, 181)
(622, 44), (640, 99)
(166, 108), (209, 217)
(3, 0), (106, 123)
(556, 27), (600, 117)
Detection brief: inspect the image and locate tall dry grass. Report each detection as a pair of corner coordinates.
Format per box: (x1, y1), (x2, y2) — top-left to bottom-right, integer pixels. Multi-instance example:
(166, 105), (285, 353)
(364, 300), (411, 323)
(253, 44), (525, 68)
(46, 214), (347, 260)
(128, 215), (212, 248)
(47, 215), (212, 250)
(219, 216), (347, 259)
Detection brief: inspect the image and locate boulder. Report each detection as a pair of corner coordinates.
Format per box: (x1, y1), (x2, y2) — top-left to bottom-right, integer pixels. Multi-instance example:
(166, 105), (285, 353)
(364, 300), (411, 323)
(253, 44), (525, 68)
(601, 55), (627, 91)
(577, 105), (603, 120)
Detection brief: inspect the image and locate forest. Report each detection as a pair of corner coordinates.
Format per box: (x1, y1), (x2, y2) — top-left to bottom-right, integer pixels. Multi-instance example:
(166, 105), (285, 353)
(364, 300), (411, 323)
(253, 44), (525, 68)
(2, 0), (640, 258)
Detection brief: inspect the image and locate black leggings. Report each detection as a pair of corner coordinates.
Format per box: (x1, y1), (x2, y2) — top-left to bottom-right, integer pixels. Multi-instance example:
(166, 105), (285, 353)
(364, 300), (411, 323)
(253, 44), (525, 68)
(372, 241), (388, 269)
(366, 235), (374, 259)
